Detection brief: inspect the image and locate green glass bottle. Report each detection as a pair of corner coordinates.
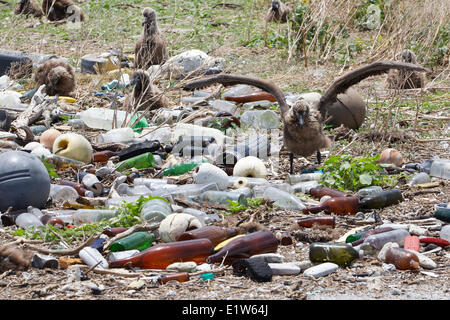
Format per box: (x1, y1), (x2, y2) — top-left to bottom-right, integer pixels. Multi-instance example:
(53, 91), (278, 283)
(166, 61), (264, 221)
(309, 242), (360, 267)
(115, 152), (155, 172)
(345, 232), (365, 243)
(434, 208), (450, 223)
(109, 232), (155, 252)
(163, 161), (206, 176)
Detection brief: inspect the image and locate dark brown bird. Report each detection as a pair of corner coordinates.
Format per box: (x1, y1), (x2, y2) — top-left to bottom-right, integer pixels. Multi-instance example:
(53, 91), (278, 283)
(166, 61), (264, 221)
(14, 0), (44, 18)
(124, 70), (170, 112)
(134, 7), (168, 69)
(265, 0), (290, 23)
(42, 0), (85, 22)
(34, 58), (76, 96)
(386, 49), (426, 89)
(183, 61), (430, 174)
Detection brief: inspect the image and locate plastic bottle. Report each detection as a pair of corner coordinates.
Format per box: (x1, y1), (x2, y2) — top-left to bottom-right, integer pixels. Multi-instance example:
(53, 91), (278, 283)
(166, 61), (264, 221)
(163, 161), (205, 176)
(363, 228), (410, 250)
(72, 209), (118, 225)
(206, 231), (279, 265)
(158, 272), (190, 285)
(350, 227), (394, 246)
(302, 196), (359, 215)
(408, 172), (431, 186)
(263, 187), (306, 210)
(287, 173), (322, 184)
(77, 107), (128, 131)
(385, 247), (419, 270)
(309, 242), (360, 267)
(140, 198), (173, 223)
(15, 212), (44, 229)
(96, 127), (135, 144)
(109, 232), (155, 252)
(429, 159), (450, 180)
(252, 183), (293, 198)
(197, 190), (248, 207)
(115, 152), (155, 172)
(292, 181), (320, 194)
(240, 110), (279, 129)
(434, 208), (450, 223)
(182, 208), (221, 225)
(358, 189), (403, 210)
(93, 150), (119, 163)
(134, 178), (174, 189)
(108, 239), (214, 269)
(297, 216), (335, 228)
(107, 250), (140, 262)
(176, 226), (239, 246)
(227, 176), (270, 188)
(357, 186), (383, 197)
(79, 247), (108, 269)
(233, 134), (271, 161)
(49, 184), (79, 204)
(117, 184), (151, 196)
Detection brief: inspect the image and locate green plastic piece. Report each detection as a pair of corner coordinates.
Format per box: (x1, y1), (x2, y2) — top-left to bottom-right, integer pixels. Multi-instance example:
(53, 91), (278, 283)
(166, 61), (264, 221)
(201, 273), (214, 281)
(345, 232), (365, 243)
(130, 113), (149, 134)
(434, 208), (450, 223)
(163, 161), (206, 176)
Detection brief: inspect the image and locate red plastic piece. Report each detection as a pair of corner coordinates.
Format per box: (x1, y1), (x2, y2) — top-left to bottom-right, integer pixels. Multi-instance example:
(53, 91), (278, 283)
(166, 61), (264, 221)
(419, 237), (450, 247)
(403, 235), (420, 252)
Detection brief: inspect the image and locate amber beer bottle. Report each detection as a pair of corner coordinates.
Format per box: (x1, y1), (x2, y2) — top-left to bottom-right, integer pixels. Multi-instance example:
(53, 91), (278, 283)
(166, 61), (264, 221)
(108, 239), (214, 269)
(358, 189), (403, 210)
(385, 247), (420, 270)
(297, 216), (335, 228)
(302, 196), (359, 215)
(206, 231), (278, 265)
(93, 150), (119, 163)
(309, 186), (347, 199)
(158, 272), (190, 285)
(176, 226), (239, 247)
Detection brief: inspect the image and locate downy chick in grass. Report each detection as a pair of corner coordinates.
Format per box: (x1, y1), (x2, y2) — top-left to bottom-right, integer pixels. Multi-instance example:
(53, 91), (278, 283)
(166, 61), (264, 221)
(34, 58), (76, 96)
(14, 0), (44, 18)
(134, 7), (168, 69)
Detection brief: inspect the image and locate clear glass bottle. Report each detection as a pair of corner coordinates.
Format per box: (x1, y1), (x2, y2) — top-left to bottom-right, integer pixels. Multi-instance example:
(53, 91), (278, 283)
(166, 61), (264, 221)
(72, 209), (118, 225)
(429, 159), (450, 180)
(263, 187), (305, 210)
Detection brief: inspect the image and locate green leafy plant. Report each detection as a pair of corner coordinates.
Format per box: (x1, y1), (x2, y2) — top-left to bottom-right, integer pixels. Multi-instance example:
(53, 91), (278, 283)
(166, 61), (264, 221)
(40, 157), (58, 178)
(226, 197), (264, 214)
(319, 153), (386, 191)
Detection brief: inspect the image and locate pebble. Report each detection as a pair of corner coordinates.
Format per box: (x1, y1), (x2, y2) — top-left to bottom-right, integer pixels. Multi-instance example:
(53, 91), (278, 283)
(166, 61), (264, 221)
(303, 262), (339, 279)
(249, 253), (284, 263)
(268, 263), (301, 275)
(166, 261), (197, 272)
(127, 280), (146, 290)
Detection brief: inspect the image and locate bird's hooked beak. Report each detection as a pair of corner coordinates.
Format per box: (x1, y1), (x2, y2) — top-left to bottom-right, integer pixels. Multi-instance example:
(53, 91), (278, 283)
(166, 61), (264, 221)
(130, 75), (140, 86)
(272, 1), (280, 10)
(296, 111), (305, 128)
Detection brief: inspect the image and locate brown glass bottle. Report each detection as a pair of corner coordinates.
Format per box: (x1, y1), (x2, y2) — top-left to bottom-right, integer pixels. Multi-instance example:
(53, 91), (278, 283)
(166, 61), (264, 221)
(309, 186), (348, 199)
(280, 232), (293, 246)
(93, 150), (119, 163)
(158, 272), (190, 285)
(302, 196), (359, 215)
(40, 215), (65, 229)
(108, 239), (214, 270)
(206, 231), (278, 265)
(60, 180), (90, 197)
(385, 247), (420, 270)
(103, 227), (129, 237)
(176, 226), (239, 247)
(297, 216), (335, 228)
